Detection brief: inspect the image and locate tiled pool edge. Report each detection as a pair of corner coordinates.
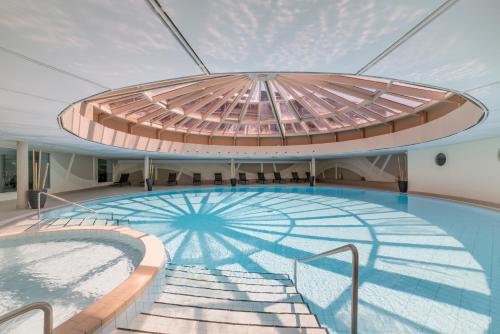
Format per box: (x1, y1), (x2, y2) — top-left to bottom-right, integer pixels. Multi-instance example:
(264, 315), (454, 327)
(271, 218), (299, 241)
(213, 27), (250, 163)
(0, 226), (168, 334)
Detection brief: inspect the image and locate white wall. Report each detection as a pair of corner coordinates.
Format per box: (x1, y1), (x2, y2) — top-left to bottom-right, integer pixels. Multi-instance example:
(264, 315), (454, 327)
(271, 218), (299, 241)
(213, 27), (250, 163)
(317, 154), (403, 182)
(49, 152), (105, 193)
(408, 136), (500, 204)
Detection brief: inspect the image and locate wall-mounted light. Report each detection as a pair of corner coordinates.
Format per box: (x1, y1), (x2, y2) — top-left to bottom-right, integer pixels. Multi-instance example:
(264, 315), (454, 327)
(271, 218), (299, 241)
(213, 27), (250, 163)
(435, 153), (446, 166)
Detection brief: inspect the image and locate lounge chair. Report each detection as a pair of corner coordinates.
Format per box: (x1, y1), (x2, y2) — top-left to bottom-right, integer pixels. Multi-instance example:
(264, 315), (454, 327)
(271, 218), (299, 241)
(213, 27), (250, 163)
(291, 172), (300, 183)
(193, 173), (201, 185)
(273, 172), (284, 183)
(257, 172), (267, 184)
(214, 173), (223, 185)
(167, 173), (177, 186)
(114, 173), (130, 186)
(238, 172), (248, 184)
(306, 172), (311, 183)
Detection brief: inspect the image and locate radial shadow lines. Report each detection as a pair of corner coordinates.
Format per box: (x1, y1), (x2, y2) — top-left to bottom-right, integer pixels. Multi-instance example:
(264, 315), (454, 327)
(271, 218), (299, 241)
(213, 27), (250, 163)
(42, 188), (495, 333)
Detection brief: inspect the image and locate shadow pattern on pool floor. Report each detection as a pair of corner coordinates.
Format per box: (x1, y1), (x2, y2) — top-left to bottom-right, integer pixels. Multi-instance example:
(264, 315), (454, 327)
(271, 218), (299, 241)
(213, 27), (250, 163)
(46, 187), (500, 333)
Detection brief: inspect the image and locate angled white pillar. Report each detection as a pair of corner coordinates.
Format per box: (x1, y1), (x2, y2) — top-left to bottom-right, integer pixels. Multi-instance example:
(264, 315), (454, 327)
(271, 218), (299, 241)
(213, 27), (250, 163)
(16, 141), (29, 209)
(144, 156), (149, 190)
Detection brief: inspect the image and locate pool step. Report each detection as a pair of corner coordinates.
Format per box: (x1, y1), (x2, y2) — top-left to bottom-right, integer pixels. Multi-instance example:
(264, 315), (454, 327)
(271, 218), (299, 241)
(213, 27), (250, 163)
(147, 303), (320, 327)
(163, 284), (303, 302)
(114, 314), (327, 334)
(164, 275), (297, 293)
(165, 267), (293, 286)
(157, 292), (311, 314)
(113, 264), (327, 334)
(27, 217), (119, 230)
(167, 263), (290, 280)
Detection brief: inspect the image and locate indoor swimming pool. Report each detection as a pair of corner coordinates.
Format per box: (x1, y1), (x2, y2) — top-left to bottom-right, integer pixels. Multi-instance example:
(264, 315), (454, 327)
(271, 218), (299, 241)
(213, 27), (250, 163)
(43, 187), (500, 333)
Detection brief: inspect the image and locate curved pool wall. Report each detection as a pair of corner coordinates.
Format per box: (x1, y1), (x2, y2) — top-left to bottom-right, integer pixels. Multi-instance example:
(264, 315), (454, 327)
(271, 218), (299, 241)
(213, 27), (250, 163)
(44, 186), (500, 333)
(0, 227), (167, 334)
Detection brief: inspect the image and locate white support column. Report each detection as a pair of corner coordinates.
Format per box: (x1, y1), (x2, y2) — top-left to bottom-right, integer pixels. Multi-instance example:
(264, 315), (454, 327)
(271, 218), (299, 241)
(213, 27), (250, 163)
(143, 156), (149, 190)
(311, 157), (316, 186)
(16, 141), (29, 209)
(92, 156), (97, 183)
(230, 158), (236, 186)
(230, 159), (235, 179)
(112, 160), (118, 182)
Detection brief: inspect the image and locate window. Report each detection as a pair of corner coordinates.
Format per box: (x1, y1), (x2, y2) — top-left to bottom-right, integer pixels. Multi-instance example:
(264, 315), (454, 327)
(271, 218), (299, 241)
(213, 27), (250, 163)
(0, 149), (51, 192)
(98, 159), (113, 182)
(0, 148), (17, 193)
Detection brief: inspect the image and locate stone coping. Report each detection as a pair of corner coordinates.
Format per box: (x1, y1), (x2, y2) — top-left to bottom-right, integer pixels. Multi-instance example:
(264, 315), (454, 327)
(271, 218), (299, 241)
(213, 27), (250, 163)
(0, 226), (168, 334)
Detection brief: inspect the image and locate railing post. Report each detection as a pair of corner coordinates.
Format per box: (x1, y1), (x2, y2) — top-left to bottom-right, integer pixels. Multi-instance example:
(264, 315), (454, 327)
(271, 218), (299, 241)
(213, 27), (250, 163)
(43, 303), (53, 334)
(293, 259), (298, 285)
(0, 302), (53, 334)
(294, 244), (359, 334)
(350, 246), (359, 334)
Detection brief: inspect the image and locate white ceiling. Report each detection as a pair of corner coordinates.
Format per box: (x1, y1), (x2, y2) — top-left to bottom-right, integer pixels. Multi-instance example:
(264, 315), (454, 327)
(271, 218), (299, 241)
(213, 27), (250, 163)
(0, 0), (498, 159)
(161, 0), (442, 73)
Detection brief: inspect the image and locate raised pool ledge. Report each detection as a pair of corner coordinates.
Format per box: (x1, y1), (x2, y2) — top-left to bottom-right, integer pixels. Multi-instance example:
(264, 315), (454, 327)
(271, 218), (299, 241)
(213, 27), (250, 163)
(0, 226), (168, 334)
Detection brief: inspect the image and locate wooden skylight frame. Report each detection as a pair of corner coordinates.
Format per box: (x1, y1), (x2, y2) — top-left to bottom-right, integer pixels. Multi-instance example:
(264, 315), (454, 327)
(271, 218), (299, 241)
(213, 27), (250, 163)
(70, 72), (472, 146)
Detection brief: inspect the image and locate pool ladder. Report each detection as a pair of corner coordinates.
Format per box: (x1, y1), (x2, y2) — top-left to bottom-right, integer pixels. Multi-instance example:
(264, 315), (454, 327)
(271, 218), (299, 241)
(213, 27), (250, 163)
(0, 302), (52, 334)
(293, 244), (359, 334)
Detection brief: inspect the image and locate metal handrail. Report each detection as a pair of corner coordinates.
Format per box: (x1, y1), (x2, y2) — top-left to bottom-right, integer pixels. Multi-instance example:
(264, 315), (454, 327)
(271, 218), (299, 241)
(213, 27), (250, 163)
(293, 244), (359, 334)
(0, 302), (53, 334)
(37, 192), (114, 227)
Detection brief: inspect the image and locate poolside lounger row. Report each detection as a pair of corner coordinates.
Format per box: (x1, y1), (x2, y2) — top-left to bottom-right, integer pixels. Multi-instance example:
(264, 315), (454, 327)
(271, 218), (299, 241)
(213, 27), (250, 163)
(161, 172), (312, 186)
(114, 173), (131, 186)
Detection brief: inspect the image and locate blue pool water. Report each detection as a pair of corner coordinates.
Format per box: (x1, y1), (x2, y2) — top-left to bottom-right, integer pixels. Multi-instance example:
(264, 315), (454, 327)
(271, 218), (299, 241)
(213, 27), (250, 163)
(45, 186), (500, 333)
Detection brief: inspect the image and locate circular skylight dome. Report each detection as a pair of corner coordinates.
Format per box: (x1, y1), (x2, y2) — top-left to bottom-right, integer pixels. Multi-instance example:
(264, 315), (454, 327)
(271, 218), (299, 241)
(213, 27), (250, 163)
(60, 73), (483, 156)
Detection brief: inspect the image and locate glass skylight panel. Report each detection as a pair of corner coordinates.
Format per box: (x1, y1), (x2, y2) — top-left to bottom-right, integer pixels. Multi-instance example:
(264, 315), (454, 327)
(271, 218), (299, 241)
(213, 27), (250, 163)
(246, 124), (258, 134)
(325, 118), (340, 129)
(345, 111), (368, 124)
(364, 103), (393, 117)
(259, 103), (273, 120)
(323, 98), (344, 110)
(326, 89), (364, 104)
(284, 123), (294, 132)
(394, 82), (445, 93)
(260, 90), (269, 102)
(269, 124), (279, 134)
(381, 94), (422, 108)
(148, 82), (194, 97)
(355, 108), (378, 122)
(315, 121), (328, 131)
(355, 86), (377, 93)
(377, 103), (403, 114)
